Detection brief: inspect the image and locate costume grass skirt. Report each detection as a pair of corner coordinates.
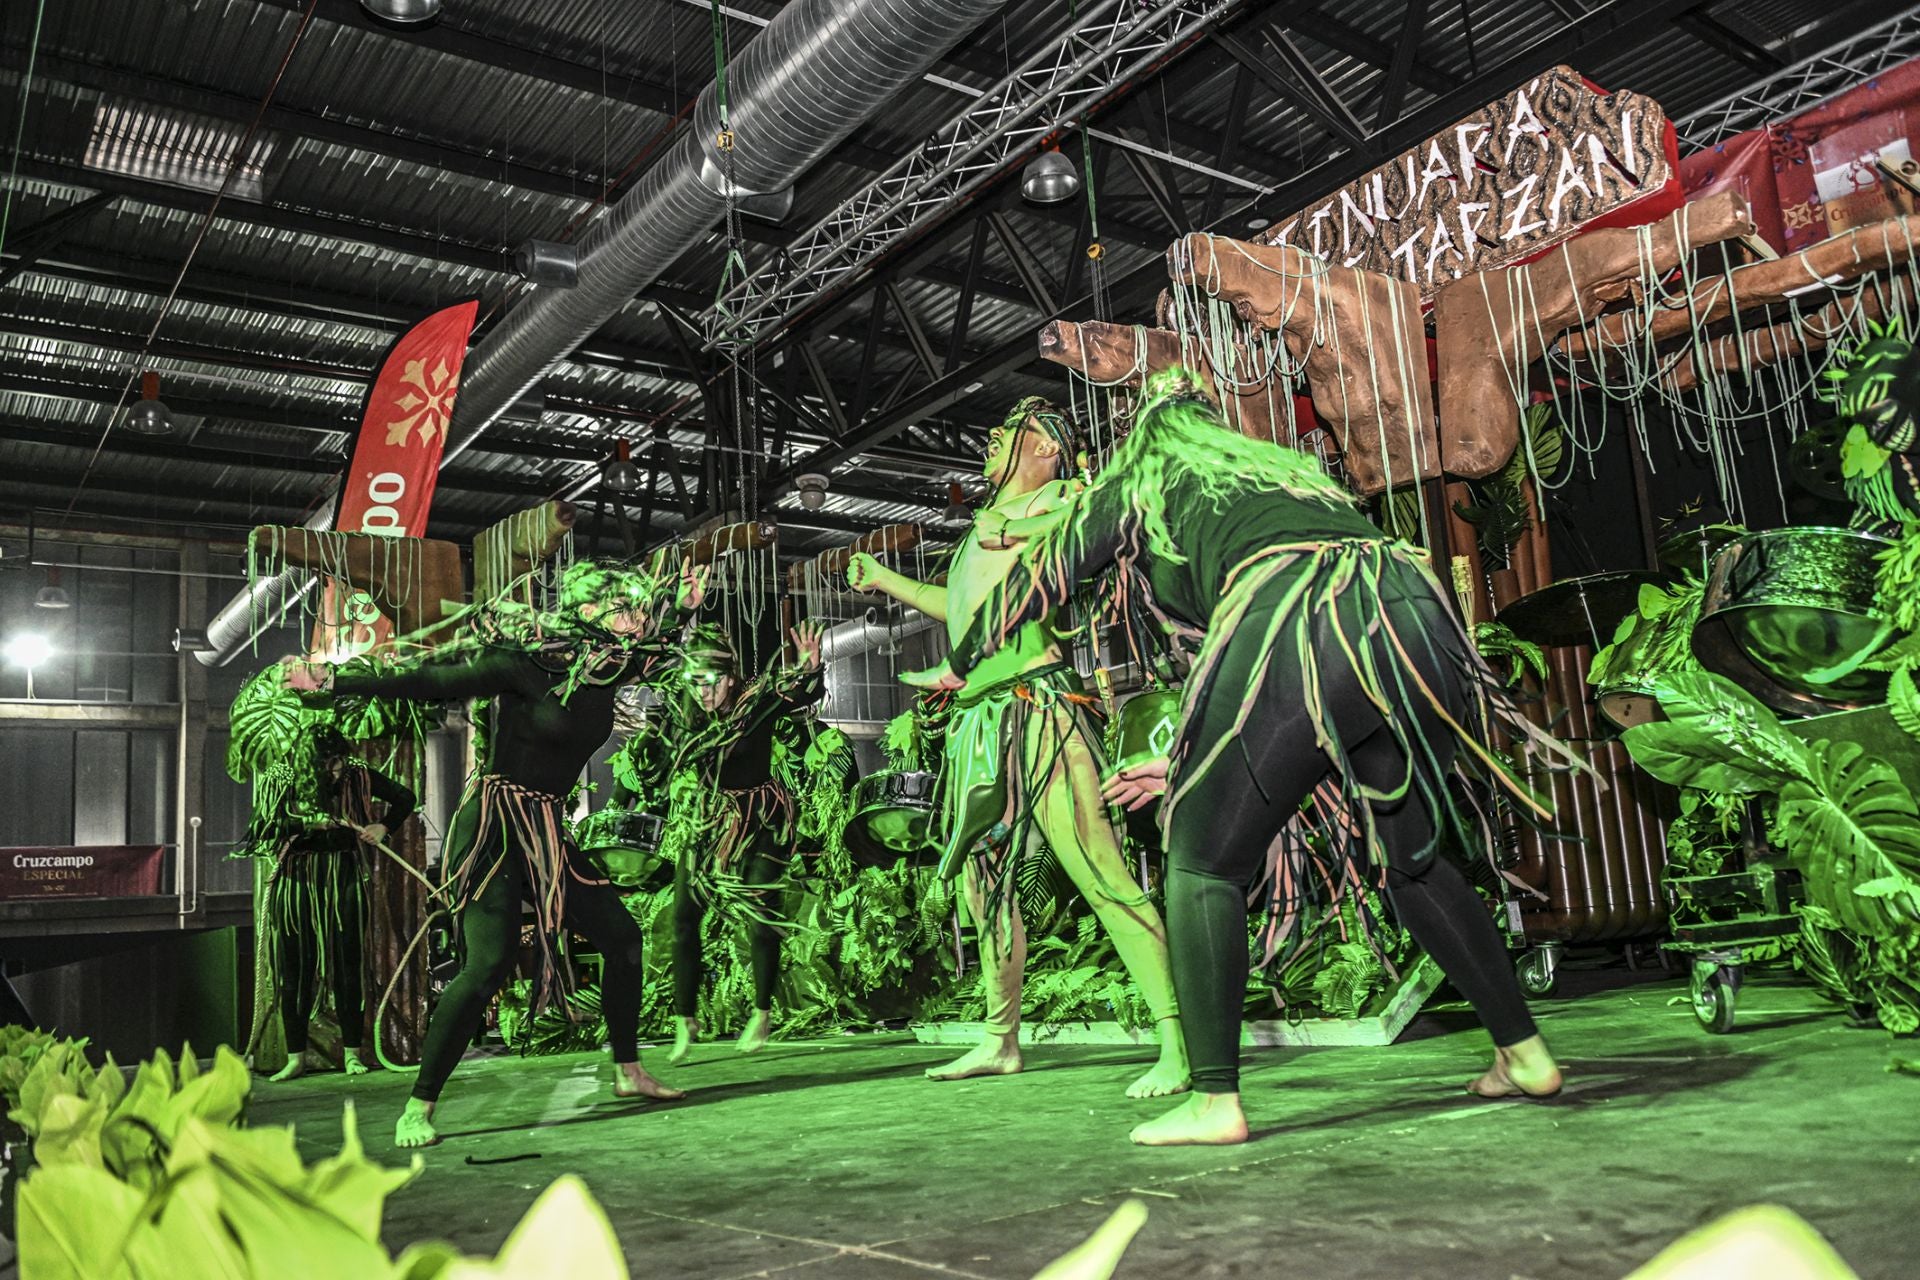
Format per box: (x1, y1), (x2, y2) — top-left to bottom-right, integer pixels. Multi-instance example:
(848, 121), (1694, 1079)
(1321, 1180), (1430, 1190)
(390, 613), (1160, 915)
(450, 774), (609, 1013)
(659, 771), (797, 929)
(1162, 538), (1583, 963)
(262, 839), (366, 1020)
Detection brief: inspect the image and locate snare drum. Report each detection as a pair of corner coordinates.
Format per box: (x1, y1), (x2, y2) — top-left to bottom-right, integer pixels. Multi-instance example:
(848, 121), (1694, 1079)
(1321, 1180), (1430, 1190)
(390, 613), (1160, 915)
(1590, 583), (1705, 732)
(575, 808), (667, 889)
(844, 770), (938, 866)
(1691, 527), (1895, 716)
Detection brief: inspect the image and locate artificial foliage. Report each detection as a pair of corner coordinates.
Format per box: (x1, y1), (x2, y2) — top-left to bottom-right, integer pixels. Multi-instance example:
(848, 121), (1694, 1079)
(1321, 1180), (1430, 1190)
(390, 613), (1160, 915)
(1471, 621), (1548, 688)
(1619, 669), (1920, 1037)
(1450, 403), (1567, 567)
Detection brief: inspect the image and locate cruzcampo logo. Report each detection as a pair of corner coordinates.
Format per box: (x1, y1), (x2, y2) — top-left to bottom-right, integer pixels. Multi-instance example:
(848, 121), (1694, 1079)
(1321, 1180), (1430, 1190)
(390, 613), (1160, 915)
(384, 357), (461, 447)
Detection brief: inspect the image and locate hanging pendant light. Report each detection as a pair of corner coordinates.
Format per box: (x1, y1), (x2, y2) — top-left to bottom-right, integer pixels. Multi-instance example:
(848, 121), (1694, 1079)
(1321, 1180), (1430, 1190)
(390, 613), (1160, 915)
(360, 0), (442, 26)
(602, 439), (642, 494)
(124, 372), (174, 436)
(35, 567), (71, 611)
(1021, 149), (1080, 205)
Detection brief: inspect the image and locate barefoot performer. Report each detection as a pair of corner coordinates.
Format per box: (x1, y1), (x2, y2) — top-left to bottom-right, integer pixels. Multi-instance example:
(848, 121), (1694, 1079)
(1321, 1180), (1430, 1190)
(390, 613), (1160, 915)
(656, 621), (827, 1063)
(285, 557), (703, 1147)
(934, 372), (1577, 1145)
(852, 396), (1188, 1098)
(246, 723), (415, 1081)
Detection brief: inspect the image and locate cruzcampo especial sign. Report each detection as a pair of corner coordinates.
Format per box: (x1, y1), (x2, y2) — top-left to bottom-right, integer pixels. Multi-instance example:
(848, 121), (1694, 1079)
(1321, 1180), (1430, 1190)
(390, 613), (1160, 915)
(1257, 65), (1675, 300)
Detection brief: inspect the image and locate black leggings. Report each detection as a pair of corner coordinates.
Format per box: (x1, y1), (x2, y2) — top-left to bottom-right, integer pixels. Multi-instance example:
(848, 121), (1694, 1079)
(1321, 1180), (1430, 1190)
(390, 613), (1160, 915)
(413, 796), (646, 1103)
(673, 822), (785, 1018)
(1166, 579), (1537, 1094)
(275, 856), (365, 1054)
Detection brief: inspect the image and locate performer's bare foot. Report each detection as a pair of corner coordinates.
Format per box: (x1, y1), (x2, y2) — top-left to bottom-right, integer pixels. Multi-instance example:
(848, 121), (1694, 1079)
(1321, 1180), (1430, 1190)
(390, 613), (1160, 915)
(613, 1060), (686, 1101)
(668, 1016), (698, 1065)
(1129, 1092), (1248, 1146)
(1126, 1030), (1190, 1099)
(268, 1054), (308, 1083)
(343, 1048), (369, 1077)
(1466, 1034), (1563, 1099)
(395, 1098), (438, 1148)
(925, 1033), (1022, 1081)
(736, 1008), (772, 1055)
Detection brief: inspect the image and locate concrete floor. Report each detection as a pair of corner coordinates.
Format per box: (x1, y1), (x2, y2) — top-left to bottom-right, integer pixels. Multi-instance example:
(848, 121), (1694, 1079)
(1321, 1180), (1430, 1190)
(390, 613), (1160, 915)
(255, 969), (1917, 1279)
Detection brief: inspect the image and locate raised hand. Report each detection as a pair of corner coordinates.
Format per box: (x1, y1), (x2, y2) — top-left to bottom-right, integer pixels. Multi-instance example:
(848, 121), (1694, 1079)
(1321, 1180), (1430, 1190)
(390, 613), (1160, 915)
(1101, 756), (1169, 812)
(845, 552), (885, 593)
(900, 661), (965, 692)
(789, 620), (826, 671)
(678, 561), (709, 612)
(281, 656), (332, 693)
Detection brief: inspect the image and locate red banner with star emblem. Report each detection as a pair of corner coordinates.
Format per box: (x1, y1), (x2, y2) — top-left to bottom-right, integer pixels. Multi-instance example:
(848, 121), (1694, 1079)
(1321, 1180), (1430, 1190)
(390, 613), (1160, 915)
(313, 299), (478, 657)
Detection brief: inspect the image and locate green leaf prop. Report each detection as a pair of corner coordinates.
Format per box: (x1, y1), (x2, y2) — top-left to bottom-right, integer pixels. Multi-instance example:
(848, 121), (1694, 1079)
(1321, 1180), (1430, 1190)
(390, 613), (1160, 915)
(227, 665), (310, 783)
(1777, 741), (1920, 939)
(15, 1161), (147, 1280)
(392, 1175), (630, 1279)
(1891, 668), (1920, 745)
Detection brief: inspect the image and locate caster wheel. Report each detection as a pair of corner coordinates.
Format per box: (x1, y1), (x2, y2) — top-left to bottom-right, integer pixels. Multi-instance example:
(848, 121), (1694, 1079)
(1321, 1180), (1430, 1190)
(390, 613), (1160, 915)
(1517, 949), (1558, 999)
(1693, 968), (1738, 1034)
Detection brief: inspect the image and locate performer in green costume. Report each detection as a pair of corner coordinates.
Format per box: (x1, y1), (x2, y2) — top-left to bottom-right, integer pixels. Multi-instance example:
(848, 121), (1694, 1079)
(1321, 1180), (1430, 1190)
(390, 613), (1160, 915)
(851, 397), (1188, 1099)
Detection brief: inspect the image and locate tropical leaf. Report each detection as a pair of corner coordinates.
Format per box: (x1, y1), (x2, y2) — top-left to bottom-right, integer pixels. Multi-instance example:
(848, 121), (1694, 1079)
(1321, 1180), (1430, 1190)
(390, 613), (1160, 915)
(226, 665), (310, 782)
(1652, 670), (1810, 787)
(1777, 741), (1920, 938)
(1891, 668), (1920, 745)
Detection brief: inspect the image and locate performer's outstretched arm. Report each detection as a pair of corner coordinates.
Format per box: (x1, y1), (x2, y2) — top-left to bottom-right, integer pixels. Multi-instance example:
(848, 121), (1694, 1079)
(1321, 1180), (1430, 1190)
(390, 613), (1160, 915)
(846, 554), (949, 622)
(295, 644), (533, 704)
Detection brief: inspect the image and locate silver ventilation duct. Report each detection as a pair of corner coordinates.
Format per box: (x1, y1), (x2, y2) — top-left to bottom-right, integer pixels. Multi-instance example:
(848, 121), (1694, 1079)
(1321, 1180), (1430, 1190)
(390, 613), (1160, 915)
(200, 0), (1009, 666)
(820, 607), (941, 664)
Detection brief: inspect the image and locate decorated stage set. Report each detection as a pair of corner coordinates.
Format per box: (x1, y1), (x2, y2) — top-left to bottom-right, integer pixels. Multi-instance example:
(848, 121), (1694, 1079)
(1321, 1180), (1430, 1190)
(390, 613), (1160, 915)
(8, 38), (1920, 1280)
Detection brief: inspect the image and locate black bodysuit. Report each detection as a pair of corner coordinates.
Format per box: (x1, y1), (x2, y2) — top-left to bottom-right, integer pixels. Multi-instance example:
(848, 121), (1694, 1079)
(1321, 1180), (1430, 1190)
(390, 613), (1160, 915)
(336, 642), (662, 1102)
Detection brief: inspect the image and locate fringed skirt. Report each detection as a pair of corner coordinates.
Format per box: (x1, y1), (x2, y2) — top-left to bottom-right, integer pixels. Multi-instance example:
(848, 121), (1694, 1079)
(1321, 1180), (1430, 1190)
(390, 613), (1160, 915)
(447, 774), (609, 1011)
(660, 772), (798, 928)
(1161, 538), (1580, 963)
(263, 839), (366, 1008)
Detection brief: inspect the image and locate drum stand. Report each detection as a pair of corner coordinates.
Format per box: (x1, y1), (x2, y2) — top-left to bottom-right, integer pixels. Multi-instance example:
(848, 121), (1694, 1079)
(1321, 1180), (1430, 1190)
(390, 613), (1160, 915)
(1660, 801), (1802, 1034)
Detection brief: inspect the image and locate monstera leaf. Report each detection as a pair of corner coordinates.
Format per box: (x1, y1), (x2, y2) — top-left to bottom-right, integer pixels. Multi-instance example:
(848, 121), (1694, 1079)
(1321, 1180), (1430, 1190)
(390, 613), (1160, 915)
(1777, 741), (1920, 939)
(226, 664), (311, 782)
(1623, 670), (1810, 793)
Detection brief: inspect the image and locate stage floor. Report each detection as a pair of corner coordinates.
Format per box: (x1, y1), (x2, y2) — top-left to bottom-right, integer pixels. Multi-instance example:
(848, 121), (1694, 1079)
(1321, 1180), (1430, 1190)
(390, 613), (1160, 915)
(255, 970), (1913, 1279)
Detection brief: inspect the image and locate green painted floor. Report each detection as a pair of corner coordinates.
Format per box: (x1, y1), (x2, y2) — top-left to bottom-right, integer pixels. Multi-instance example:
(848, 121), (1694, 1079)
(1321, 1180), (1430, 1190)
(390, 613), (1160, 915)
(253, 970), (1917, 1279)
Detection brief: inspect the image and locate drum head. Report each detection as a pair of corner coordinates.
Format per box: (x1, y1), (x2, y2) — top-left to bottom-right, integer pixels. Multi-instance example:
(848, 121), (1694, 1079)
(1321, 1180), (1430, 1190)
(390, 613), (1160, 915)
(1596, 686), (1663, 732)
(583, 843), (666, 891)
(846, 771), (938, 866)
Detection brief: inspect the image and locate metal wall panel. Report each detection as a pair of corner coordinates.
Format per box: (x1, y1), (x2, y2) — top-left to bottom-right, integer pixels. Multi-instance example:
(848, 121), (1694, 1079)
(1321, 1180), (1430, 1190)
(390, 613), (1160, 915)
(127, 728), (173, 846)
(0, 729), (76, 845)
(71, 729), (130, 845)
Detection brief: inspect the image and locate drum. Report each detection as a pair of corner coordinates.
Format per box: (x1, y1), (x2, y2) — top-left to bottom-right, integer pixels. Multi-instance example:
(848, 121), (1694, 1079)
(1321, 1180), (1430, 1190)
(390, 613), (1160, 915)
(1691, 527), (1895, 716)
(844, 770), (939, 866)
(575, 809), (667, 889)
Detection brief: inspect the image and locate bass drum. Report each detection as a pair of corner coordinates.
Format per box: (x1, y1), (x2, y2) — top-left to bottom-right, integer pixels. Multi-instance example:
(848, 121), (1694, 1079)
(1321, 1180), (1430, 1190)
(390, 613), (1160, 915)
(845, 770), (939, 866)
(1691, 527), (1894, 716)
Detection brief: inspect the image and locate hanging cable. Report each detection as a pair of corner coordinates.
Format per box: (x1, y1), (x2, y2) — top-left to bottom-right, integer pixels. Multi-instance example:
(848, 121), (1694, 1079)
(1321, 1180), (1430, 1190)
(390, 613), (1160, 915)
(0, 0), (47, 263)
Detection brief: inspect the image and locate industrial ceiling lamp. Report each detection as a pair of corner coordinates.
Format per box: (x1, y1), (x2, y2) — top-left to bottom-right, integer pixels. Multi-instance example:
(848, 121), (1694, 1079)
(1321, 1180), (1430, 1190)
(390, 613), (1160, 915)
(124, 371), (174, 437)
(359, 0), (442, 27)
(795, 473), (830, 511)
(1021, 148), (1080, 205)
(943, 482), (970, 523)
(35, 567), (71, 611)
(602, 439), (642, 494)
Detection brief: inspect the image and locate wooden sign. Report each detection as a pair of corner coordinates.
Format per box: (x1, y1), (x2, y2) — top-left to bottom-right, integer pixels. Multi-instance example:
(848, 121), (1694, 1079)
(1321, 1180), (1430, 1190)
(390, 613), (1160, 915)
(1257, 66), (1674, 301)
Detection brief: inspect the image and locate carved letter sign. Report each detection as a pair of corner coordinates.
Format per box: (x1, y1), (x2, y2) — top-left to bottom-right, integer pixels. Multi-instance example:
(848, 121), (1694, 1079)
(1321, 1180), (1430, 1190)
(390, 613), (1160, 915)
(1257, 66), (1674, 302)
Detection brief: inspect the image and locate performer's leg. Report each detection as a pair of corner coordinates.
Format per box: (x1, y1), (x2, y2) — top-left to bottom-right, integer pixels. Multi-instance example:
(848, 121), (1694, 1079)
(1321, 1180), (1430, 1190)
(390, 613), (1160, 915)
(270, 871), (319, 1081)
(1029, 711), (1188, 1098)
(926, 847), (1025, 1081)
(332, 857), (369, 1075)
(669, 852), (701, 1063)
(399, 802), (518, 1147)
(563, 856), (684, 1100)
(1344, 590), (1558, 1097)
(736, 827), (784, 1055)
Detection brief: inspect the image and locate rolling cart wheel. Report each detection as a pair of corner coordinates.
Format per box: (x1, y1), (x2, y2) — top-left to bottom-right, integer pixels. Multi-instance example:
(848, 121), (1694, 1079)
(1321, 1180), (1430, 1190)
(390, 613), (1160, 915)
(1517, 948), (1558, 999)
(1693, 967), (1739, 1034)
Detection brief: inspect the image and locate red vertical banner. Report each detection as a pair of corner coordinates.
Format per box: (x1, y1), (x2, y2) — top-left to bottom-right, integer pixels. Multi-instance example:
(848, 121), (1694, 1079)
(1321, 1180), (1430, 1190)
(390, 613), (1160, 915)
(313, 299), (479, 658)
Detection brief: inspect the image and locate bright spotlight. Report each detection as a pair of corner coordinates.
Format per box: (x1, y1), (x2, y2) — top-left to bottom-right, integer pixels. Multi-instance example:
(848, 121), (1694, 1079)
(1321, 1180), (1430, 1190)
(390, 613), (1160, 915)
(3, 633), (53, 669)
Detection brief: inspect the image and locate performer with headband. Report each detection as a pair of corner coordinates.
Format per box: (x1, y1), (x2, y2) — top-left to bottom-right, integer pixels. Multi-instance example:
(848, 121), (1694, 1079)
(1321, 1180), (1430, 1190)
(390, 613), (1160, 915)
(850, 396), (1188, 1099)
(284, 557), (703, 1148)
(658, 621), (826, 1063)
(245, 721), (415, 1081)
(929, 371), (1577, 1145)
